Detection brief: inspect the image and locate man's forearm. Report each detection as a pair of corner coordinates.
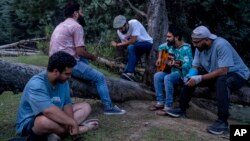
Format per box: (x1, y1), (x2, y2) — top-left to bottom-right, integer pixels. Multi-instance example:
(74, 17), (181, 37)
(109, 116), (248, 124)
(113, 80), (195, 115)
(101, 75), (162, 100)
(80, 51), (95, 60)
(43, 106), (75, 126)
(76, 46), (95, 60)
(117, 36), (137, 47)
(202, 67), (228, 80)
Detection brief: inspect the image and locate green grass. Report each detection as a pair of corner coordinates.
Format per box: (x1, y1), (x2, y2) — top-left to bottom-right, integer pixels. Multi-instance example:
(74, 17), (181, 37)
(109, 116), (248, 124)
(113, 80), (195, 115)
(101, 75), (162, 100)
(1, 53), (49, 67)
(1, 54), (118, 77)
(142, 127), (198, 141)
(0, 92), (21, 140)
(0, 55), (204, 141)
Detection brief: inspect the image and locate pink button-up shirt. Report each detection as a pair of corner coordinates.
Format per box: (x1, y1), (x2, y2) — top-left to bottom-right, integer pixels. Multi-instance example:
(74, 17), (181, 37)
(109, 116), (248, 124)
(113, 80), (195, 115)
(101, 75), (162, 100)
(49, 18), (85, 60)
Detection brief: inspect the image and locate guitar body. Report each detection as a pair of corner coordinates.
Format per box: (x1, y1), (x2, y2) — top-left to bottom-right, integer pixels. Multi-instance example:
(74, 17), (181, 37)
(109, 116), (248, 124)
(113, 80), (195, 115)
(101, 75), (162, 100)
(156, 51), (169, 72)
(157, 51), (175, 73)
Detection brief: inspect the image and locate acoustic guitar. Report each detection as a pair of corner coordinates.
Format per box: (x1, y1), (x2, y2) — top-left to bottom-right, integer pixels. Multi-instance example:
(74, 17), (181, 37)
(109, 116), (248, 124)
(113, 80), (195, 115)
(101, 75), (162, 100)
(156, 51), (175, 72)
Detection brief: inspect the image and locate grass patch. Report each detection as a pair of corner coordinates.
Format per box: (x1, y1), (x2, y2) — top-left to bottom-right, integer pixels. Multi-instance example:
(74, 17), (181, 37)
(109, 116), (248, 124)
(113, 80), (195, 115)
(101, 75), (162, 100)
(0, 92), (21, 140)
(142, 127), (198, 141)
(1, 54), (49, 67)
(1, 54), (118, 77)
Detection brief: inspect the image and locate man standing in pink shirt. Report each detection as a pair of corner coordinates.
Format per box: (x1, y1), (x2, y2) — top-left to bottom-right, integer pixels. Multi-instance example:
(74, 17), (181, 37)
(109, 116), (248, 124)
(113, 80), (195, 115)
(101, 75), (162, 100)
(49, 1), (126, 115)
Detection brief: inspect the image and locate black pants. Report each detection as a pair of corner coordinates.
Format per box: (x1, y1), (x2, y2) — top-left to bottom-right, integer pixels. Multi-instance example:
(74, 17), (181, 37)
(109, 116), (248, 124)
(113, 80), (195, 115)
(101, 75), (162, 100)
(179, 72), (246, 121)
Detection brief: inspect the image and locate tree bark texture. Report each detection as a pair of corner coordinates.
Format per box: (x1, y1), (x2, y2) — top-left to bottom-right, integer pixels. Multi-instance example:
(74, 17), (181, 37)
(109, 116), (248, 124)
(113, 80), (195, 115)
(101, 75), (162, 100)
(1, 60), (250, 105)
(0, 60), (154, 102)
(146, 0), (169, 85)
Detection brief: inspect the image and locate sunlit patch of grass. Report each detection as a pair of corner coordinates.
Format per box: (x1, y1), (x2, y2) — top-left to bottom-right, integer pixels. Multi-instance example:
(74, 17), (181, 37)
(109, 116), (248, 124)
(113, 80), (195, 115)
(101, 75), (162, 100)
(1, 53), (49, 67)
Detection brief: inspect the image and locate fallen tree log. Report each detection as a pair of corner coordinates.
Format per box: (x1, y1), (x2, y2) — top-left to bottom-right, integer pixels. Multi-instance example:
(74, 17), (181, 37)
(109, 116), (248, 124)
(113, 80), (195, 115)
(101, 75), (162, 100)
(193, 86), (250, 106)
(0, 50), (40, 57)
(0, 60), (154, 102)
(0, 60), (250, 105)
(95, 57), (145, 74)
(0, 37), (47, 49)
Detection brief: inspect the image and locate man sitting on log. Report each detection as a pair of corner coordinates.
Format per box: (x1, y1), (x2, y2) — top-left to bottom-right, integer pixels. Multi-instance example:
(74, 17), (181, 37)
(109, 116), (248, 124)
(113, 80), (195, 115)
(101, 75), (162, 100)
(111, 15), (153, 81)
(15, 51), (99, 141)
(166, 25), (250, 135)
(148, 25), (193, 115)
(49, 1), (126, 115)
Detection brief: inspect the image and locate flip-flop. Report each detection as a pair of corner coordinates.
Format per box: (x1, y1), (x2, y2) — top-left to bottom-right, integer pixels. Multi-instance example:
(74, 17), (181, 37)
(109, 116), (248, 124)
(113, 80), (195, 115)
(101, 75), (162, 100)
(148, 105), (164, 111)
(79, 118), (99, 131)
(156, 109), (168, 116)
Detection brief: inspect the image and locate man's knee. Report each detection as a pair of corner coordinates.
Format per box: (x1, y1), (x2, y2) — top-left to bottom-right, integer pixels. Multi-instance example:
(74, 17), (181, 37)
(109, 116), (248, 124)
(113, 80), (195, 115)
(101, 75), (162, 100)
(127, 44), (135, 52)
(95, 71), (105, 81)
(75, 102), (92, 113)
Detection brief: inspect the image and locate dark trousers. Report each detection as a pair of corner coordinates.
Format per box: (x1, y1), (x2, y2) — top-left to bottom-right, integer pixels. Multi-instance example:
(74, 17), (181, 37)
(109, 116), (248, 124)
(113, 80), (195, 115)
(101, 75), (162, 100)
(179, 72), (246, 121)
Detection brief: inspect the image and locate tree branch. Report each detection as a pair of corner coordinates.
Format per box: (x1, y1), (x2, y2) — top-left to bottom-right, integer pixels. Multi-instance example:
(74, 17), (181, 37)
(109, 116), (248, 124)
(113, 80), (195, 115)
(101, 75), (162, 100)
(125, 0), (147, 18)
(0, 37), (47, 49)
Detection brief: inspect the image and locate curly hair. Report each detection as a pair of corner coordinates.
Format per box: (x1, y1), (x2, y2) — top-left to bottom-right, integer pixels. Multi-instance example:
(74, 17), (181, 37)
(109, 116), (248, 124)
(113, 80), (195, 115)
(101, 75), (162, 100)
(47, 51), (76, 73)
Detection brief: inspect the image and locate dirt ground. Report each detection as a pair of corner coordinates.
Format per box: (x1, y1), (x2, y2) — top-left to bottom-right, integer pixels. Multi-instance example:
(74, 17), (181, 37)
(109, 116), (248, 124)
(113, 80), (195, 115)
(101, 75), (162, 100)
(76, 98), (236, 141)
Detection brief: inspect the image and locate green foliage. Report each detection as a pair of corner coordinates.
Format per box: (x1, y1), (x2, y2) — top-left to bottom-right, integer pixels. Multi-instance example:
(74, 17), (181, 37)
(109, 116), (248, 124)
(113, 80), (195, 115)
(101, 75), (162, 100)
(37, 24), (54, 54)
(73, 0), (147, 46)
(167, 0), (250, 65)
(87, 29), (117, 58)
(0, 0), (15, 44)
(0, 0), (249, 65)
(12, 0), (61, 40)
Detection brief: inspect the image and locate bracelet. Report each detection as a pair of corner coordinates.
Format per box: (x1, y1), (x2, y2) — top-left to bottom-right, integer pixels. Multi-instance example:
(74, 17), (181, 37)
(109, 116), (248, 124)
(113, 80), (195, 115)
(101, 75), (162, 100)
(116, 43), (118, 47)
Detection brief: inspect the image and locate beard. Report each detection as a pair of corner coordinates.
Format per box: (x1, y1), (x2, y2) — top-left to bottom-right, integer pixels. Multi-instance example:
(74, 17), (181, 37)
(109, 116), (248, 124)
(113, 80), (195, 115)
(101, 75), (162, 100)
(57, 79), (65, 84)
(121, 30), (128, 34)
(196, 44), (209, 52)
(56, 77), (67, 84)
(121, 24), (129, 34)
(77, 15), (86, 27)
(167, 40), (175, 46)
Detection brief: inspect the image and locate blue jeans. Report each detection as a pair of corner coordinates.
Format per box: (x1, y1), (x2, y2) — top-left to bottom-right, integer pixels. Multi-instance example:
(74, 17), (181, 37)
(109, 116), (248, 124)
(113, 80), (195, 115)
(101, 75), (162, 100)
(154, 71), (183, 107)
(124, 41), (152, 73)
(72, 60), (112, 108)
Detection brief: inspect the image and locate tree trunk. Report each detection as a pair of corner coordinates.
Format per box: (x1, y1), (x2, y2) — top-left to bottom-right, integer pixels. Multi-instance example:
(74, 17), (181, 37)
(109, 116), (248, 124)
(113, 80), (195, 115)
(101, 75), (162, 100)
(0, 60), (154, 102)
(1, 60), (250, 105)
(146, 0), (169, 86)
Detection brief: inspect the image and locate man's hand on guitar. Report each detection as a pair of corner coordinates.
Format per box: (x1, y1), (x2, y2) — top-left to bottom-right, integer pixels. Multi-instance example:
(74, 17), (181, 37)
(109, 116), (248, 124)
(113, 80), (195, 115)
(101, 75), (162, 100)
(167, 60), (175, 67)
(173, 60), (182, 69)
(155, 59), (162, 66)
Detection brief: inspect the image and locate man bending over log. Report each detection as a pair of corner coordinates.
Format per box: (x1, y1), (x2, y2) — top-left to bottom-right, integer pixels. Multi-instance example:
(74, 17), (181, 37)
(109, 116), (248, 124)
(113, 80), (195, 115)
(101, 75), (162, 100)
(111, 15), (153, 81)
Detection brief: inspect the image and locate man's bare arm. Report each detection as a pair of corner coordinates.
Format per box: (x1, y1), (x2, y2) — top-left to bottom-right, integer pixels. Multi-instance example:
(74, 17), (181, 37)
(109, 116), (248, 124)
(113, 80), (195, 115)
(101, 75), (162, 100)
(113, 36), (137, 47)
(43, 105), (76, 126)
(202, 67), (228, 81)
(75, 46), (97, 61)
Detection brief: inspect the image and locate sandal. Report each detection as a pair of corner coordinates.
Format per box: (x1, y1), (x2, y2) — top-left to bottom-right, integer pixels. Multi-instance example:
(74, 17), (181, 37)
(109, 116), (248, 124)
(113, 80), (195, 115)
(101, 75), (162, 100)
(79, 118), (99, 132)
(156, 109), (168, 116)
(148, 103), (164, 111)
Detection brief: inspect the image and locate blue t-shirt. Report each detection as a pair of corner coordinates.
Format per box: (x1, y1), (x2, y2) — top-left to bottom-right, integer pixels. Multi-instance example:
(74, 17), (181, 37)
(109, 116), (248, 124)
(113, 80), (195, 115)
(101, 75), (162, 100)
(16, 71), (72, 135)
(192, 37), (250, 80)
